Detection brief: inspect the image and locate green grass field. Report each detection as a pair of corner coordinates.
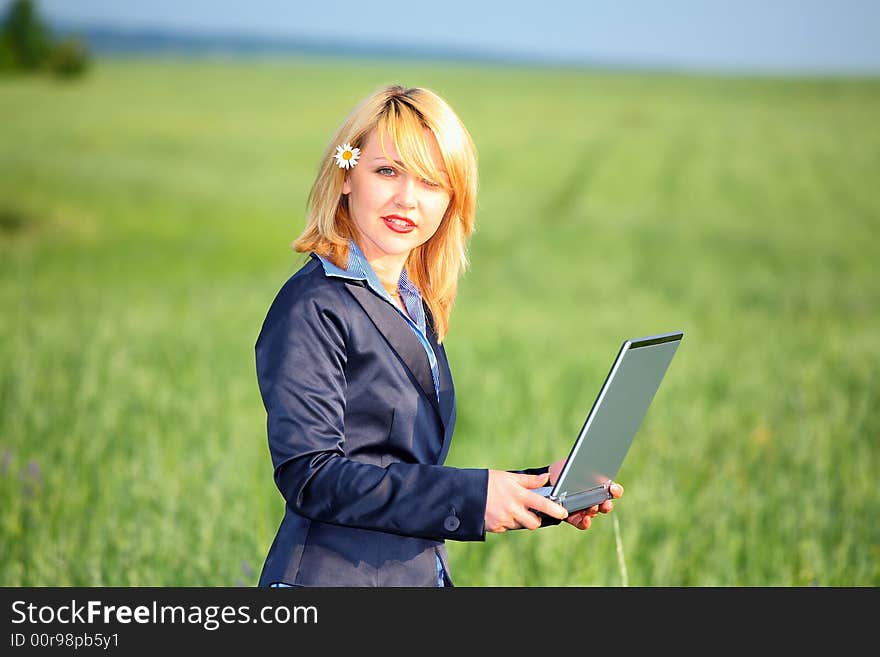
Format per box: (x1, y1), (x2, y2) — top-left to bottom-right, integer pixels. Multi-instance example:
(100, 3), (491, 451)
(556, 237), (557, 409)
(1, 57), (877, 586)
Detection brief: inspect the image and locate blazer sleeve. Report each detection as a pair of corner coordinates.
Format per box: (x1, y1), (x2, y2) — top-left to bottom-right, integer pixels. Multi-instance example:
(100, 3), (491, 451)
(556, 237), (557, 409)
(508, 466), (550, 476)
(255, 276), (488, 542)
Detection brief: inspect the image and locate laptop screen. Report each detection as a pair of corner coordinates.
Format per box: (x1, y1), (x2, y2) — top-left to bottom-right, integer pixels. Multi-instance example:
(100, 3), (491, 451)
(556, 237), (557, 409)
(552, 331), (683, 499)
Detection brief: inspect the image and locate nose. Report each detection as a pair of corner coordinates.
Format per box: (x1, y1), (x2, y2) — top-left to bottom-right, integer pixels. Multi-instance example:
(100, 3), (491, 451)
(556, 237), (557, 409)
(393, 174), (417, 209)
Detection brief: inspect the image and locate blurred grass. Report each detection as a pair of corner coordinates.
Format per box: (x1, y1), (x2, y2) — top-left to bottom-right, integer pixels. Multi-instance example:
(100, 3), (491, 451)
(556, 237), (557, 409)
(1, 57), (877, 586)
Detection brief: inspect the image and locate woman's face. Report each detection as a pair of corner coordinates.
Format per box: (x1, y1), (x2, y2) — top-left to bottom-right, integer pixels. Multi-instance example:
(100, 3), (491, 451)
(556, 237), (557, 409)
(342, 128), (451, 264)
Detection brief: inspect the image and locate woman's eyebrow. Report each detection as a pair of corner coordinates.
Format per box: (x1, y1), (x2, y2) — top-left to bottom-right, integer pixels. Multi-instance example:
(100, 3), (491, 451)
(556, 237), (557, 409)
(372, 156), (405, 165)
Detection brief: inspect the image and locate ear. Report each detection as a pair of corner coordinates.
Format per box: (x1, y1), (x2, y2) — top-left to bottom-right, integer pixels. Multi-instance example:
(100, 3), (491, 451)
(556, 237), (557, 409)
(342, 175), (351, 195)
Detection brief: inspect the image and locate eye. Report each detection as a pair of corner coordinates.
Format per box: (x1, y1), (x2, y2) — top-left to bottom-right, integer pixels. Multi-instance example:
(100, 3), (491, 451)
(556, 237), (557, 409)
(420, 177), (441, 188)
(377, 166), (395, 176)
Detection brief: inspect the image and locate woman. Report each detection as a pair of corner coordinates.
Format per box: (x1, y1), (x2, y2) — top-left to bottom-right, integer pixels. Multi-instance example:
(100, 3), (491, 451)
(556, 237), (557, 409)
(255, 84), (622, 587)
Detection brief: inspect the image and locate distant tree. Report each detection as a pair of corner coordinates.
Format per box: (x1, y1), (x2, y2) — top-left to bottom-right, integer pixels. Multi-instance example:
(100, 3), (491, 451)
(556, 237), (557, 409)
(0, 0), (90, 77)
(0, 0), (51, 70)
(0, 35), (12, 70)
(46, 36), (90, 78)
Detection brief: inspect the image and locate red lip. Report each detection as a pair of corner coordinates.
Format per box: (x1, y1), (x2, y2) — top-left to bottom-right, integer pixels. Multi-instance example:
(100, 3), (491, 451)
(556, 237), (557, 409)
(382, 214), (416, 234)
(382, 214), (415, 226)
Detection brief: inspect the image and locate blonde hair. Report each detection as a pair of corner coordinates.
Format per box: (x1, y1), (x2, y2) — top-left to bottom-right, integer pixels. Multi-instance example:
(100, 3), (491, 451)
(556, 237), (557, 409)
(292, 84), (478, 343)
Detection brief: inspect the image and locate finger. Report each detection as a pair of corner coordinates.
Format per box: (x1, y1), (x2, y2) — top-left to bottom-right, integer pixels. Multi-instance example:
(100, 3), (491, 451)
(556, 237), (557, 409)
(519, 472), (551, 489)
(548, 459), (565, 484)
(577, 514), (593, 530)
(609, 482), (624, 498)
(598, 499), (614, 514)
(517, 510), (542, 531)
(531, 496), (567, 520)
(566, 510), (587, 526)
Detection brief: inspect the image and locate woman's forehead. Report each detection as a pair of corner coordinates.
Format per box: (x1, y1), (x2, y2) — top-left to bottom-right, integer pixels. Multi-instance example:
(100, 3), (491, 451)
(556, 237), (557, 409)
(363, 128), (401, 157)
(364, 127), (444, 168)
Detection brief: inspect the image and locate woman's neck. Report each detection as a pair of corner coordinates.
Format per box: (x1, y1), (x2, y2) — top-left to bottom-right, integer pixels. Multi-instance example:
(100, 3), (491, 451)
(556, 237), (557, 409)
(366, 254), (405, 294)
(351, 234), (407, 293)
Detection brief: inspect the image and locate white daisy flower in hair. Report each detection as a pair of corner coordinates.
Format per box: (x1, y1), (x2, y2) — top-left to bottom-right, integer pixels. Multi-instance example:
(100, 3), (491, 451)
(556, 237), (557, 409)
(333, 143), (360, 169)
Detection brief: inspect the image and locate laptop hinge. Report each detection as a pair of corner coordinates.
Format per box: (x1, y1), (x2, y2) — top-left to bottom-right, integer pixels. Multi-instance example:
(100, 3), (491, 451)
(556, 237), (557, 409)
(556, 484), (611, 513)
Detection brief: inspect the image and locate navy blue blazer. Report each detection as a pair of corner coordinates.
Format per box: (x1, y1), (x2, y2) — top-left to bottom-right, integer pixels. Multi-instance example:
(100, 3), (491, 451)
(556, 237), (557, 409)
(255, 254), (489, 587)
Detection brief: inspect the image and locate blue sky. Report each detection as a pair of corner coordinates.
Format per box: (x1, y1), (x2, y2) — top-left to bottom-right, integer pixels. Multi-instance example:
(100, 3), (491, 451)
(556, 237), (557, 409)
(19, 0), (880, 74)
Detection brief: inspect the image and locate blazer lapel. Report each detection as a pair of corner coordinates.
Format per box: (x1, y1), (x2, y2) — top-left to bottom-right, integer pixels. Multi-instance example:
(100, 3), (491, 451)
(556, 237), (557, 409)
(425, 309), (456, 464)
(344, 282), (444, 427)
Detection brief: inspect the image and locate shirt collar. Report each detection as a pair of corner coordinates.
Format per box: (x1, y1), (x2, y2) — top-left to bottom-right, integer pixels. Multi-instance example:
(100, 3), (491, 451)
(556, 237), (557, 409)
(314, 240), (434, 354)
(313, 240), (421, 301)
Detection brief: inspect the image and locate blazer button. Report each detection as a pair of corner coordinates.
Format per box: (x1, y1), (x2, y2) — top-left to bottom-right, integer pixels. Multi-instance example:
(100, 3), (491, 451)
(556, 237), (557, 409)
(444, 515), (460, 532)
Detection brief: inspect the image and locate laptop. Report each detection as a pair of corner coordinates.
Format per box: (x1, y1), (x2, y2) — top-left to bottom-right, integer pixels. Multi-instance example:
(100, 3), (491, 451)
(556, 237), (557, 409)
(532, 330), (683, 522)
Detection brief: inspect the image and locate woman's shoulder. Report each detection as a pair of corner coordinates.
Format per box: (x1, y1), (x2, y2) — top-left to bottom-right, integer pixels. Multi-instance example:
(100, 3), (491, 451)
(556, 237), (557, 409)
(255, 256), (353, 357)
(264, 254), (352, 318)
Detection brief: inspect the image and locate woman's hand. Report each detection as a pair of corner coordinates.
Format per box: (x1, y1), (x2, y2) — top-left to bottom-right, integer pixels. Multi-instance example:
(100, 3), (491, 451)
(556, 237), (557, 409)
(548, 458), (624, 531)
(484, 470), (568, 532)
